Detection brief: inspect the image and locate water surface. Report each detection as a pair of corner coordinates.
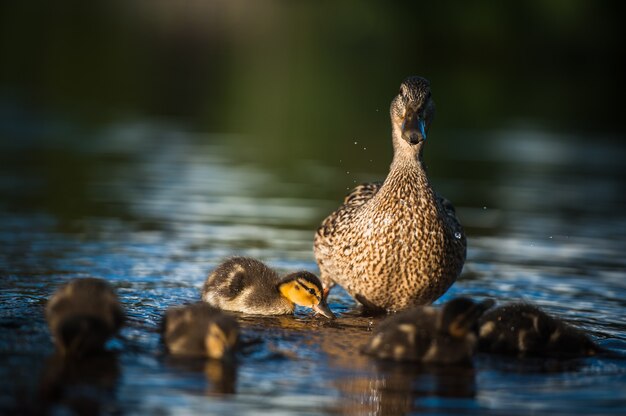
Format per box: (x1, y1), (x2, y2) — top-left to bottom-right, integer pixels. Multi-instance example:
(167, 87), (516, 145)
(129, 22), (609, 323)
(0, 123), (625, 415)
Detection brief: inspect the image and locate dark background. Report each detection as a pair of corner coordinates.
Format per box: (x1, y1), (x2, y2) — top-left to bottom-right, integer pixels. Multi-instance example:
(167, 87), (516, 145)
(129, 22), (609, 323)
(1, 1), (623, 148)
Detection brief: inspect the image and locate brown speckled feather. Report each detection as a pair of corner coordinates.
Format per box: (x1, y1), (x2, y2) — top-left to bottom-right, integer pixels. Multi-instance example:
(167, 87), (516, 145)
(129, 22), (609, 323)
(314, 76), (466, 311)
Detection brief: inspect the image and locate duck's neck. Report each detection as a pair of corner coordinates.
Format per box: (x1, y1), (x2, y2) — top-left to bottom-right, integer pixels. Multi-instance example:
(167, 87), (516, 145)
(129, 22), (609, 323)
(384, 124), (430, 192)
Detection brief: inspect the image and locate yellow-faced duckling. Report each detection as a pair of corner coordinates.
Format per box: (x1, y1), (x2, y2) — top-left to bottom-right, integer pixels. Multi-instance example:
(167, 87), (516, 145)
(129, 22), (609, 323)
(314, 76), (466, 311)
(362, 297), (494, 364)
(162, 302), (239, 360)
(46, 278), (125, 357)
(478, 303), (600, 358)
(201, 257), (335, 319)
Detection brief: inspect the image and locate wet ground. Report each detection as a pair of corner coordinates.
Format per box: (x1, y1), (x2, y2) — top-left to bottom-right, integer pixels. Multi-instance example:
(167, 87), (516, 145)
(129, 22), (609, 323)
(1, 123), (625, 415)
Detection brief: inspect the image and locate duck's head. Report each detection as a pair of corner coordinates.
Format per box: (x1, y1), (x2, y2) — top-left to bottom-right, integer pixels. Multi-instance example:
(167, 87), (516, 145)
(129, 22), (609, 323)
(278, 272), (336, 319)
(205, 313), (240, 360)
(390, 76), (435, 148)
(439, 297), (495, 338)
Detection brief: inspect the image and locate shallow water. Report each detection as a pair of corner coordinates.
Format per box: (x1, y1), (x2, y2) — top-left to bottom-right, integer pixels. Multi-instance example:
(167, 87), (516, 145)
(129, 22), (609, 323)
(1, 123), (625, 415)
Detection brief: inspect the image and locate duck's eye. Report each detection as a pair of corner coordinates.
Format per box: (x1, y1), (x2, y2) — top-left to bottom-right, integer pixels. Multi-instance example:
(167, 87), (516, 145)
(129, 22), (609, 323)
(307, 288), (316, 296)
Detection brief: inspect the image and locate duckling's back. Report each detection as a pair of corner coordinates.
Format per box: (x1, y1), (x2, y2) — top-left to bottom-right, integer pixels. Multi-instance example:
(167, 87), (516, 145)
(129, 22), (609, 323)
(478, 303), (599, 358)
(362, 306), (440, 362)
(162, 302), (239, 358)
(202, 257), (293, 315)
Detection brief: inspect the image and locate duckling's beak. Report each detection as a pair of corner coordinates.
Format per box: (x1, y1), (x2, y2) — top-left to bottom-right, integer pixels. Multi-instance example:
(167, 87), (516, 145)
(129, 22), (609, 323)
(313, 298), (336, 319)
(401, 111), (427, 144)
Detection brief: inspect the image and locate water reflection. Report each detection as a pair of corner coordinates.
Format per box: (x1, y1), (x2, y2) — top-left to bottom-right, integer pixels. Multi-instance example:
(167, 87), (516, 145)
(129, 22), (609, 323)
(162, 356), (237, 396)
(39, 351), (121, 415)
(336, 362), (476, 415)
(0, 121), (624, 414)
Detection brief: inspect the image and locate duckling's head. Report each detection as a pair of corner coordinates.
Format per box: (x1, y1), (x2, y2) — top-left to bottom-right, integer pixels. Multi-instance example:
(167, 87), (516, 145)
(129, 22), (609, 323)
(205, 314), (240, 360)
(439, 297), (495, 338)
(58, 315), (110, 357)
(46, 278), (124, 357)
(390, 76), (436, 149)
(278, 272), (336, 319)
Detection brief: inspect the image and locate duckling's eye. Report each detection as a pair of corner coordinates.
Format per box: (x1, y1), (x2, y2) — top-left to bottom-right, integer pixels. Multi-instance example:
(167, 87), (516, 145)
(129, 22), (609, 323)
(307, 288), (316, 296)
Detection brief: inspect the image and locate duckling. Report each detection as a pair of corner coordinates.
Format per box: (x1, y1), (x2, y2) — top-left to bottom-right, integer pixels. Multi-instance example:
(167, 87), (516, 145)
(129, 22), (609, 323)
(362, 297), (494, 364)
(46, 278), (125, 357)
(201, 257), (335, 319)
(314, 76), (466, 311)
(162, 302), (239, 359)
(478, 303), (600, 358)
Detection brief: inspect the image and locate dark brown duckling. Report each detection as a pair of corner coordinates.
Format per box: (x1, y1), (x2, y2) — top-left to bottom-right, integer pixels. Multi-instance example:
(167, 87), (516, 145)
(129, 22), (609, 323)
(162, 302), (239, 359)
(45, 278), (125, 357)
(478, 303), (600, 358)
(362, 297), (494, 364)
(202, 257), (335, 319)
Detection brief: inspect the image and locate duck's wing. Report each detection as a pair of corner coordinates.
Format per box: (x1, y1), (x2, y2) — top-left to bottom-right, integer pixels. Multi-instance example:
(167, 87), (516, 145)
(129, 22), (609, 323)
(435, 193), (463, 235)
(316, 182), (382, 239)
(342, 182), (382, 207)
(314, 182), (381, 288)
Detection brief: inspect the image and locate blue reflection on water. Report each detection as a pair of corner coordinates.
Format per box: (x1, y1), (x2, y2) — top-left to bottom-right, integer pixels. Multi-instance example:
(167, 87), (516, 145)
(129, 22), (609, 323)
(0, 122), (624, 414)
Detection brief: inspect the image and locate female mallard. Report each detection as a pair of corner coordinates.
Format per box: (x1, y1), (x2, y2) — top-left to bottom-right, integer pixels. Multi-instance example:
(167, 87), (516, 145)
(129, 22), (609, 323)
(201, 257), (335, 319)
(314, 76), (466, 311)
(162, 302), (240, 359)
(478, 303), (600, 358)
(46, 278), (125, 357)
(362, 297), (494, 364)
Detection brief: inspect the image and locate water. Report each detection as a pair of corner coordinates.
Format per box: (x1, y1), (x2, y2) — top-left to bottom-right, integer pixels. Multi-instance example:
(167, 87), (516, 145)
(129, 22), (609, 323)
(0, 120), (624, 415)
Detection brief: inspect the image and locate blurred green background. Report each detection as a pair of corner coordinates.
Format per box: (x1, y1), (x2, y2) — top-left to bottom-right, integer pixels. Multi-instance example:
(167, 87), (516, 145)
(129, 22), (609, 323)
(2, 2), (623, 133)
(0, 0), (624, 221)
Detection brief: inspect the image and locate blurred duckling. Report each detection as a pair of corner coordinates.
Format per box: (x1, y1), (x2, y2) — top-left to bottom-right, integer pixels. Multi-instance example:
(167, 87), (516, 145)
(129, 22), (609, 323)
(46, 278), (125, 357)
(162, 302), (240, 360)
(362, 297), (494, 364)
(201, 257), (335, 319)
(478, 303), (600, 358)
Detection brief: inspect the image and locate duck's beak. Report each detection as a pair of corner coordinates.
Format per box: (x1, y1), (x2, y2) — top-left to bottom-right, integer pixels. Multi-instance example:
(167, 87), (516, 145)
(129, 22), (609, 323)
(313, 298), (336, 319)
(401, 111), (427, 144)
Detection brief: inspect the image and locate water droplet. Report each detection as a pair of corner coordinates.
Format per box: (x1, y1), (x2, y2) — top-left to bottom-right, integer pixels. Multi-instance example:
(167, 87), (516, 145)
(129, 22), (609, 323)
(454, 232), (462, 239)
(346, 171), (350, 174)
(549, 236), (553, 239)
(483, 206), (487, 210)
(363, 147), (367, 150)
(354, 141), (358, 145)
